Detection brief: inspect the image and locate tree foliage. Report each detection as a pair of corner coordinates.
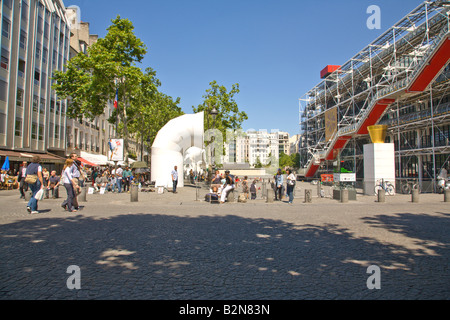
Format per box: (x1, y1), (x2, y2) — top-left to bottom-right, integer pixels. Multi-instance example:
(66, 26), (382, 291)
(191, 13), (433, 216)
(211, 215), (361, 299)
(192, 80), (248, 143)
(53, 16), (183, 162)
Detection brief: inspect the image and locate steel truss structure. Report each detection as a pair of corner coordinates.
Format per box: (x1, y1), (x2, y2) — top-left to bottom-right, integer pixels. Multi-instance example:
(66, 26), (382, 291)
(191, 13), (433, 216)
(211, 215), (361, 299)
(299, 0), (450, 192)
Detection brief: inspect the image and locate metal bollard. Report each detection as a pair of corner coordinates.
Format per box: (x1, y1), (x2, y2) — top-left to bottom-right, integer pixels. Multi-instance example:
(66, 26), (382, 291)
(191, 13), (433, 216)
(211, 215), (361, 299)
(304, 189), (312, 203)
(411, 189), (419, 203)
(444, 189), (450, 203)
(377, 189), (385, 203)
(341, 189), (348, 203)
(79, 186), (87, 202)
(130, 184), (138, 202)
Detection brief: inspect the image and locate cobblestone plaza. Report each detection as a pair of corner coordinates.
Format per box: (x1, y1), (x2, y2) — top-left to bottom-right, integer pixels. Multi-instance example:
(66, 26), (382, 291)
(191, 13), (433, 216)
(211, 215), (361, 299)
(0, 183), (449, 300)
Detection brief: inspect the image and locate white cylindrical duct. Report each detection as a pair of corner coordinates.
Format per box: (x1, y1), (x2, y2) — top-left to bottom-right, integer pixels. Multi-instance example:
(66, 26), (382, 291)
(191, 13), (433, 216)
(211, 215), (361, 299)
(151, 112), (204, 188)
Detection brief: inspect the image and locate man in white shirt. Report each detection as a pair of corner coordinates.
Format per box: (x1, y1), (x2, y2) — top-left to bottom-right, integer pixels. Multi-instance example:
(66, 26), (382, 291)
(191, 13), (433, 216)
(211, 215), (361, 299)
(115, 165), (123, 193)
(171, 166), (178, 194)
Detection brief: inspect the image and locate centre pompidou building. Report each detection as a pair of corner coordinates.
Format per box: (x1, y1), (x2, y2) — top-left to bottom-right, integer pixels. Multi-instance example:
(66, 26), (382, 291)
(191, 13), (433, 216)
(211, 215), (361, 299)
(299, 0), (450, 193)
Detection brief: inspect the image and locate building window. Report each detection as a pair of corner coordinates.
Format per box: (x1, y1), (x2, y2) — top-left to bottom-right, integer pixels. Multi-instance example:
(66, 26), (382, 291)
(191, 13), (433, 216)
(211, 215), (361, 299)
(21, 2), (29, 21)
(16, 88), (24, 107)
(40, 98), (45, 113)
(20, 30), (27, 49)
(3, 0), (12, 10)
(33, 95), (38, 112)
(41, 72), (46, 90)
(34, 69), (40, 85)
(36, 45), (41, 61)
(15, 118), (22, 137)
(18, 59), (25, 78)
(55, 125), (60, 139)
(42, 47), (48, 64)
(38, 125), (44, 141)
(0, 113), (6, 134)
(2, 18), (11, 39)
(0, 80), (7, 102)
(1, 48), (9, 70)
(31, 122), (37, 140)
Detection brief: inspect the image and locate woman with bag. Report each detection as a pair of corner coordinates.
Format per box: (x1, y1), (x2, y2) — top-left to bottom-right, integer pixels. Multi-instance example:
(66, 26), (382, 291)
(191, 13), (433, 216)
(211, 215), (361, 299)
(61, 159), (77, 212)
(25, 156), (44, 214)
(286, 168), (296, 204)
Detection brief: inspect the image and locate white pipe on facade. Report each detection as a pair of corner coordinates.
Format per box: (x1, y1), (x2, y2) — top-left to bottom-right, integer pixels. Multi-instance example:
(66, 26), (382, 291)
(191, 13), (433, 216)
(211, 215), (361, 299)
(151, 112), (204, 188)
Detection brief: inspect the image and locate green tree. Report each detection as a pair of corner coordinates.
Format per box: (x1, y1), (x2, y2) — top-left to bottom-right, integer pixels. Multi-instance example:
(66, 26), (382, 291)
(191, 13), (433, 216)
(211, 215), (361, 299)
(193, 80), (248, 143)
(254, 156), (263, 168)
(53, 15), (148, 162)
(290, 153), (300, 169)
(279, 152), (294, 168)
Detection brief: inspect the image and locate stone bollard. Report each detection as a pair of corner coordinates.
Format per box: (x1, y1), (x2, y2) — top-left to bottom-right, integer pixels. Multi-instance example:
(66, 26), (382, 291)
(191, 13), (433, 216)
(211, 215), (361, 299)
(227, 190), (235, 203)
(341, 189), (349, 203)
(78, 186), (87, 202)
(444, 189), (450, 203)
(411, 189), (419, 203)
(304, 189), (312, 203)
(377, 189), (386, 203)
(130, 184), (139, 202)
(266, 188), (274, 203)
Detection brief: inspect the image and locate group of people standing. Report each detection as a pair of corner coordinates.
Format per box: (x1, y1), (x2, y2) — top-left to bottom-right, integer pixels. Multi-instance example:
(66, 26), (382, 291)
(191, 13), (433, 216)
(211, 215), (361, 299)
(273, 168), (297, 204)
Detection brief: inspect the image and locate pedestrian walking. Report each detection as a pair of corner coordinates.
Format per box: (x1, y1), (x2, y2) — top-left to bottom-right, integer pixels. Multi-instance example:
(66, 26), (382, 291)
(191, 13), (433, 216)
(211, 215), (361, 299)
(69, 153), (81, 209)
(61, 159), (78, 212)
(18, 161), (28, 199)
(115, 165), (123, 193)
(25, 156), (45, 214)
(286, 168), (296, 204)
(171, 166), (178, 193)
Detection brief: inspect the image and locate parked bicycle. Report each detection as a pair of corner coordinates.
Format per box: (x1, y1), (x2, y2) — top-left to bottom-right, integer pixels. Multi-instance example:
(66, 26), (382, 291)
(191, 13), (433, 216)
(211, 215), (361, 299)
(400, 179), (419, 194)
(374, 179), (395, 196)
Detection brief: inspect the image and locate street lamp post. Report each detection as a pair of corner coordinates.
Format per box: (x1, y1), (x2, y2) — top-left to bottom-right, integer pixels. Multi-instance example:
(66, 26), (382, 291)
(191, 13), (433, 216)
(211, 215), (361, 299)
(210, 106), (218, 170)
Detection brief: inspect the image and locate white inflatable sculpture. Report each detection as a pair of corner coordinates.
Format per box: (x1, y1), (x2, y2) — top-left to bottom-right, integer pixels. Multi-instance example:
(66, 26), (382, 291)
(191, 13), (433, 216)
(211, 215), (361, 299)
(151, 112), (204, 188)
(184, 147), (205, 175)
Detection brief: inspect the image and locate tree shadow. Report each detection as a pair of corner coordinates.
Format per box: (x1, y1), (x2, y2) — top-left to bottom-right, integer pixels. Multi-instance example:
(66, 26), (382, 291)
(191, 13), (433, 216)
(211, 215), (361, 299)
(0, 211), (449, 300)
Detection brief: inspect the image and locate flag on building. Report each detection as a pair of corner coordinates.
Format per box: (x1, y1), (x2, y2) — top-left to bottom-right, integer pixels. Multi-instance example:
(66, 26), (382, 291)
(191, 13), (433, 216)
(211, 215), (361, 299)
(114, 89), (118, 109)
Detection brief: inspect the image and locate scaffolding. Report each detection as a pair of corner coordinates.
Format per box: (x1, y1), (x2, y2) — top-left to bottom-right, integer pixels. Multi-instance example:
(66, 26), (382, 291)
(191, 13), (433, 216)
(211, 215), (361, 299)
(298, 0), (450, 192)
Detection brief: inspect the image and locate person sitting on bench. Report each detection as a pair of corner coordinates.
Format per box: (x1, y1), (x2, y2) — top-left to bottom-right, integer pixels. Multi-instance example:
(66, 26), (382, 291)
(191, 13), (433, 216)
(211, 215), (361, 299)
(220, 171), (234, 204)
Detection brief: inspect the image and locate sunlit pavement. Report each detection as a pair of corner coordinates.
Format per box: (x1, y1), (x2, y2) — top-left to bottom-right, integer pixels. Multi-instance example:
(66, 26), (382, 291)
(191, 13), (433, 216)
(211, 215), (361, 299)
(0, 183), (448, 300)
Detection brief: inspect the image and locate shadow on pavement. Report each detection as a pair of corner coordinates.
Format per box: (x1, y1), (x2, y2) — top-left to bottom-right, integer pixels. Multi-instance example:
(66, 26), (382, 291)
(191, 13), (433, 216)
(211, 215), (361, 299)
(0, 211), (449, 299)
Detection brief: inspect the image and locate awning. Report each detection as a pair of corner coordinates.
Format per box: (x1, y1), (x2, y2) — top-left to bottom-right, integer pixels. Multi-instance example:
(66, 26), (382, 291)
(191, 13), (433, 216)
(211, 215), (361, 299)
(80, 151), (109, 166)
(0, 149), (66, 164)
(77, 157), (98, 167)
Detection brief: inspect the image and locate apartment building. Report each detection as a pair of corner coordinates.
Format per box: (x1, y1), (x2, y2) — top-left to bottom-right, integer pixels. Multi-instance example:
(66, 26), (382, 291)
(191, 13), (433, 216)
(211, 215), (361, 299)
(0, 0), (71, 170)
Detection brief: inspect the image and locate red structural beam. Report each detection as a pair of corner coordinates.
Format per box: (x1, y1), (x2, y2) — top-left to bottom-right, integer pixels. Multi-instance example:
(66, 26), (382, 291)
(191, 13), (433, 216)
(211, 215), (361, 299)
(306, 164), (320, 178)
(357, 99), (396, 135)
(408, 38), (450, 92)
(326, 136), (352, 160)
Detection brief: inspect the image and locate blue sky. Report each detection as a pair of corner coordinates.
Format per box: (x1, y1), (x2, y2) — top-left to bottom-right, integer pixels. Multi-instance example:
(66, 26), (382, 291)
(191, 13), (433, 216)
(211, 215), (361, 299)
(66, 0), (424, 136)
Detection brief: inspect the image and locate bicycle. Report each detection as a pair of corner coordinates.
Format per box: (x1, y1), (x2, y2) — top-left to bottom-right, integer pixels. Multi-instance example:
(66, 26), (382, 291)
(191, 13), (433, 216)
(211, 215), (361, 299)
(400, 179), (419, 194)
(374, 179), (395, 196)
